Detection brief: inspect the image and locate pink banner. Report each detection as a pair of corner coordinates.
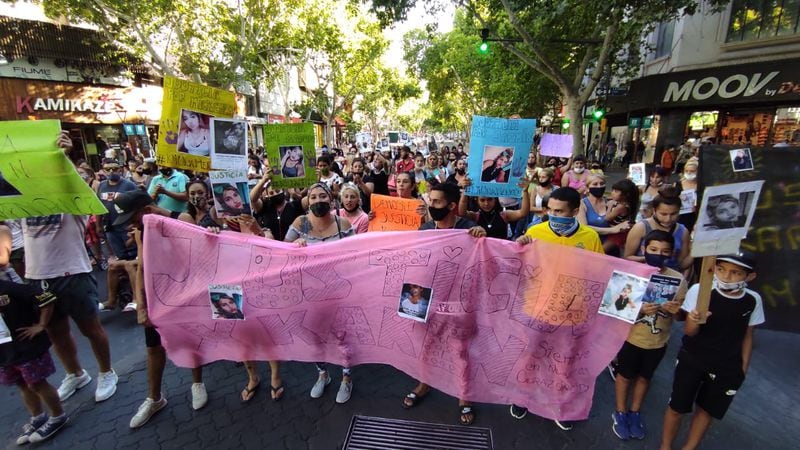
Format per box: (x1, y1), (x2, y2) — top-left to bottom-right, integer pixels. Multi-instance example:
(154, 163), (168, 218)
(539, 133), (573, 157)
(143, 215), (656, 420)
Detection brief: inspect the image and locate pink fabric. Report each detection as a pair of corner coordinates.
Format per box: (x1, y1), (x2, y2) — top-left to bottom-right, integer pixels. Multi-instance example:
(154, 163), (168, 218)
(143, 215), (656, 420)
(337, 209), (369, 234)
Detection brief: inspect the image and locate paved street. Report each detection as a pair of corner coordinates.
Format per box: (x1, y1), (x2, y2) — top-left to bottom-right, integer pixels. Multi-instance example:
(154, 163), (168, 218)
(1, 263), (797, 450)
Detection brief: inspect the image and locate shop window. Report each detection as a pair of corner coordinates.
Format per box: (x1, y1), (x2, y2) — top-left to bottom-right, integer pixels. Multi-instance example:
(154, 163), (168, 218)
(654, 21), (675, 58)
(719, 111), (773, 146)
(726, 0), (800, 42)
(773, 107), (800, 145)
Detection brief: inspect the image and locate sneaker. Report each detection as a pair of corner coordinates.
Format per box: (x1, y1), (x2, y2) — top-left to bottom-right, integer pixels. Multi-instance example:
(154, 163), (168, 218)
(123, 302), (137, 312)
(95, 369), (118, 402)
(509, 404), (528, 419)
(130, 397), (167, 428)
(16, 414), (48, 445)
(627, 411), (645, 440)
(607, 361), (618, 381)
(612, 411), (630, 440)
(554, 419), (574, 431)
(191, 383), (208, 410)
(57, 370), (92, 401)
(28, 414), (69, 443)
(310, 372), (331, 398)
(335, 380), (353, 404)
(98, 302), (116, 311)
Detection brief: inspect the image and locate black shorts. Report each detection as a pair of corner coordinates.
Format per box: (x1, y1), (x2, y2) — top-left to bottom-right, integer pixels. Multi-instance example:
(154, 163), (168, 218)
(668, 350), (745, 420)
(144, 327), (162, 348)
(39, 272), (99, 323)
(616, 341), (667, 380)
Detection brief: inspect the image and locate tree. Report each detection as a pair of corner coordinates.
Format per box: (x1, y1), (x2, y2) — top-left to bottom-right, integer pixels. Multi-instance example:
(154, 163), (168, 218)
(366, 0), (726, 155)
(357, 67), (421, 141)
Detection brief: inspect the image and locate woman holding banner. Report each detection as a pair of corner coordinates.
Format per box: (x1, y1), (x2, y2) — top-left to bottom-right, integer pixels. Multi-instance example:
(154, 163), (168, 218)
(285, 183), (356, 404)
(337, 183), (369, 234)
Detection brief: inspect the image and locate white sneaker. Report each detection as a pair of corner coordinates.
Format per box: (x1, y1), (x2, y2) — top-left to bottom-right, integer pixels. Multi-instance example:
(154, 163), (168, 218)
(335, 380), (353, 404)
(310, 372), (330, 398)
(191, 383), (208, 410)
(129, 397), (167, 428)
(95, 369), (118, 402)
(123, 302), (137, 312)
(57, 370), (92, 401)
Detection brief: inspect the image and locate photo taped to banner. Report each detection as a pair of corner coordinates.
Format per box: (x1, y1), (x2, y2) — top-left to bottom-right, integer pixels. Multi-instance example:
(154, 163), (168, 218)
(397, 282), (432, 323)
(177, 109), (213, 156)
(480, 145), (514, 184)
(208, 284), (245, 320)
(279, 145), (306, 179)
(598, 270), (649, 324)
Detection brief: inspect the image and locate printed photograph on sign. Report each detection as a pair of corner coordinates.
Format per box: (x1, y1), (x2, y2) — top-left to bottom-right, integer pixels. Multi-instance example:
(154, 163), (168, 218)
(679, 189), (697, 215)
(730, 148), (754, 172)
(397, 282), (432, 323)
(279, 145), (306, 178)
(210, 118), (248, 171)
(598, 270), (649, 324)
(480, 145), (514, 183)
(701, 191), (756, 230)
(691, 180), (763, 257)
(0, 170), (22, 197)
(642, 274), (682, 305)
(208, 285), (245, 320)
(628, 163), (646, 186)
(210, 169), (252, 218)
(177, 109), (213, 156)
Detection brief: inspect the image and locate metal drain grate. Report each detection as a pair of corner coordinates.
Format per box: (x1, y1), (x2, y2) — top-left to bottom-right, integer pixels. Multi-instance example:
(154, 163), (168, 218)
(343, 415), (493, 450)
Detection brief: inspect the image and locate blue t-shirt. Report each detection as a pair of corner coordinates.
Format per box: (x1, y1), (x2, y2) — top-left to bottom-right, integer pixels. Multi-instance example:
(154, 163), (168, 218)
(147, 171), (189, 213)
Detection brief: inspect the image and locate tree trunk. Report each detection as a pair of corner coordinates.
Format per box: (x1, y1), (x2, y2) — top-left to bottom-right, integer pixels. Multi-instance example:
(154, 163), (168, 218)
(565, 97), (585, 157)
(326, 115), (335, 148)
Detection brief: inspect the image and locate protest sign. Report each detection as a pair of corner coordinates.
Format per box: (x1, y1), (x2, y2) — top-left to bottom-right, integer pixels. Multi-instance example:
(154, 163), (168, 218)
(700, 145), (800, 333)
(598, 271), (648, 324)
(156, 75), (237, 172)
(628, 163), (646, 186)
(143, 215), (656, 420)
(210, 118), (248, 171)
(642, 274), (682, 305)
(264, 123), (316, 189)
(368, 194), (422, 231)
(679, 189), (696, 215)
(0, 119), (106, 219)
(692, 180), (764, 257)
(209, 169), (251, 218)
(539, 133), (573, 158)
(465, 115), (536, 199)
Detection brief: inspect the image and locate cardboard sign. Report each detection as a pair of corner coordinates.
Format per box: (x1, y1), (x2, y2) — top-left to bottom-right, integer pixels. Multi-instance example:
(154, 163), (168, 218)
(156, 76), (237, 172)
(209, 169), (252, 218)
(210, 118), (248, 171)
(264, 123), (317, 189)
(368, 194), (422, 231)
(465, 116), (536, 199)
(0, 119), (106, 219)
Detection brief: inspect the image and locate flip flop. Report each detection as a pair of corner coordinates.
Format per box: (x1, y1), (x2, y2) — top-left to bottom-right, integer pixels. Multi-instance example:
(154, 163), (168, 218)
(241, 381), (260, 403)
(270, 384), (285, 402)
(459, 405), (475, 426)
(402, 391), (427, 409)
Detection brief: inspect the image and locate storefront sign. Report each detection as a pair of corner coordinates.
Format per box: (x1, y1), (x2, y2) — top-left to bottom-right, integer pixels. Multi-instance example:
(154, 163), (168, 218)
(628, 117), (641, 128)
(626, 59), (800, 108)
(14, 95), (124, 114)
(0, 58), (132, 87)
(642, 116), (653, 129)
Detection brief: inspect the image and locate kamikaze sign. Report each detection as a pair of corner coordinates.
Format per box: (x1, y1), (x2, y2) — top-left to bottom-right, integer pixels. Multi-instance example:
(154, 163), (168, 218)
(15, 95), (124, 114)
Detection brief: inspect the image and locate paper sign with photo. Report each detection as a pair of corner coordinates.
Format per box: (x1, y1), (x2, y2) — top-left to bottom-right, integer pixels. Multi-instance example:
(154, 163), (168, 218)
(730, 148), (754, 172)
(208, 284), (245, 320)
(264, 123), (317, 189)
(692, 180), (764, 257)
(209, 169), (252, 218)
(598, 270), (649, 324)
(679, 189), (696, 215)
(397, 282), (432, 323)
(210, 118), (248, 170)
(642, 274), (682, 305)
(628, 163), (646, 186)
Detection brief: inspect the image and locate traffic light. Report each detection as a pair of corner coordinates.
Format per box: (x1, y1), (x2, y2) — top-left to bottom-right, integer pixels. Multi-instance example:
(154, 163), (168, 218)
(561, 119), (570, 129)
(592, 108), (605, 120)
(478, 28), (490, 54)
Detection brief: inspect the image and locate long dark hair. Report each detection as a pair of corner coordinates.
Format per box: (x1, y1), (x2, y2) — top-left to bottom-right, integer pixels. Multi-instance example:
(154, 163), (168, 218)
(186, 179), (209, 219)
(611, 178), (640, 222)
(396, 171), (418, 198)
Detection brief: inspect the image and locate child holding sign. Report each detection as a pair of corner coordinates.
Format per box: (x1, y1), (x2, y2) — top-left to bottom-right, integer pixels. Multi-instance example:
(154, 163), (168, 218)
(660, 251), (764, 450)
(612, 230), (686, 441)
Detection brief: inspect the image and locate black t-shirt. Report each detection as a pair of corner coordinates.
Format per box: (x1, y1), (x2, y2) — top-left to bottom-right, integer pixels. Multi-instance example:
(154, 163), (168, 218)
(681, 289), (757, 373)
(256, 199), (304, 242)
(0, 280), (56, 365)
(419, 216), (477, 231)
(476, 209), (508, 240)
(365, 171), (389, 196)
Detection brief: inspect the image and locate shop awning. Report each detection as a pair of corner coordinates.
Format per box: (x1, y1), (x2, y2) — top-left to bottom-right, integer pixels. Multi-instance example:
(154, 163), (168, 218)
(334, 116), (347, 127)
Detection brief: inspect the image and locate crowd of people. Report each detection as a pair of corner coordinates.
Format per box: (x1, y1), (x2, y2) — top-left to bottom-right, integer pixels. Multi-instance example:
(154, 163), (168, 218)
(0, 132), (764, 450)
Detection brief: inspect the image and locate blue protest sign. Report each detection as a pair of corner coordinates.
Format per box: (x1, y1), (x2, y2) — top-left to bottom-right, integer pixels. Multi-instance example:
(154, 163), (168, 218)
(465, 115), (536, 198)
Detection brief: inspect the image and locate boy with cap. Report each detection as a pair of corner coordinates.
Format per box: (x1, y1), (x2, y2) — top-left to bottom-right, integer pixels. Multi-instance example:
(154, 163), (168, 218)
(0, 279), (67, 444)
(659, 251), (764, 450)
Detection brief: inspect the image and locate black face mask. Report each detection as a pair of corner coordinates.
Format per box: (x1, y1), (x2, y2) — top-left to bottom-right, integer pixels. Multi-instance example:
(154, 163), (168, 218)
(269, 192), (286, 206)
(539, 179), (551, 186)
(455, 168), (466, 175)
(160, 168), (173, 177)
(527, 162), (536, 168)
(589, 187), (606, 198)
(309, 202), (331, 217)
(428, 205), (451, 221)
(141, 168), (153, 175)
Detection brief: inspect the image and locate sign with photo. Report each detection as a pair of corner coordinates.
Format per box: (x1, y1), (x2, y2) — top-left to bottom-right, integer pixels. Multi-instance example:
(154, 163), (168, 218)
(692, 180), (764, 257)
(263, 123), (317, 189)
(628, 163), (646, 186)
(208, 169), (252, 218)
(598, 270), (649, 324)
(210, 118), (248, 170)
(642, 274), (682, 305)
(397, 282), (432, 323)
(208, 284), (245, 320)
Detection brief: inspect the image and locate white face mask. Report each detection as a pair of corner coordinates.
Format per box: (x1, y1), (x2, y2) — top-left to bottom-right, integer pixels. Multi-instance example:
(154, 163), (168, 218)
(684, 173), (697, 181)
(573, 167), (585, 174)
(713, 274), (747, 293)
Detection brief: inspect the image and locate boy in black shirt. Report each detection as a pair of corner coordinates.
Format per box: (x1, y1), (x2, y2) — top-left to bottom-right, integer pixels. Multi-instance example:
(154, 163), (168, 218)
(0, 279), (67, 444)
(659, 251), (764, 450)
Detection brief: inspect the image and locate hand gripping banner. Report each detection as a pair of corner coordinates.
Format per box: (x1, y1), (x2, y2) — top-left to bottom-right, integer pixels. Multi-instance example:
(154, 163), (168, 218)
(143, 215), (655, 420)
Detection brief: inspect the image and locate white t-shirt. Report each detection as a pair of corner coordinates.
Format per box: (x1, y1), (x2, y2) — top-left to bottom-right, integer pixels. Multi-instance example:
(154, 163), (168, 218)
(400, 296), (429, 317)
(682, 284), (765, 326)
(6, 219), (23, 251)
(22, 214), (92, 279)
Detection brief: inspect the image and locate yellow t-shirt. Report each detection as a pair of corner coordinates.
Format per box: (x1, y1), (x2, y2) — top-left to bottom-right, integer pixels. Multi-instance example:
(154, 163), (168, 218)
(627, 267), (687, 349)
(525, 221), (604, 254)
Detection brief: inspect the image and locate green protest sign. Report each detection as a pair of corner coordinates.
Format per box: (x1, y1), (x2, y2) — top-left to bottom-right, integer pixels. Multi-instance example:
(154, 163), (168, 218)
(264, 123), (317, 189)
(0, 120), (107, 219)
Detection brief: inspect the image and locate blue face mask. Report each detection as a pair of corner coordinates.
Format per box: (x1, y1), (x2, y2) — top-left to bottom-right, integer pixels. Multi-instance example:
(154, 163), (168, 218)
(108, 173), (121, 183)
(644, 252), (670, 268)
(548, 215), (578, 236)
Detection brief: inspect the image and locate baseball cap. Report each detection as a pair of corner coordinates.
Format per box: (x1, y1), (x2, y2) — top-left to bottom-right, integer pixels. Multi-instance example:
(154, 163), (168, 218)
(716, 251), (757, 271)
(113, 190), (153, 226)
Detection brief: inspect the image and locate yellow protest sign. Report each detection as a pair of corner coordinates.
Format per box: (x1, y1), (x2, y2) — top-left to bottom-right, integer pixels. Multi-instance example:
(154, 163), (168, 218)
(368, 194), (423, 231)
(0, 119), (106, 219)
(156, 75), (236, 172)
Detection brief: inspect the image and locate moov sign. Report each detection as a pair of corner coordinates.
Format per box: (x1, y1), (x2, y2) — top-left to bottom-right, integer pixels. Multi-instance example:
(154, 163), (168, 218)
(628, 59), (800, 108)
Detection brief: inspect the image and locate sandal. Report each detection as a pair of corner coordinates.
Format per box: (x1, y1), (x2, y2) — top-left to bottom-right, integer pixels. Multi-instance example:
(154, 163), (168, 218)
(402, 391), (427, 409)
(270, 384), (285, 402)
(241, 381), (260, 402)
(459, 405), (475, 426)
